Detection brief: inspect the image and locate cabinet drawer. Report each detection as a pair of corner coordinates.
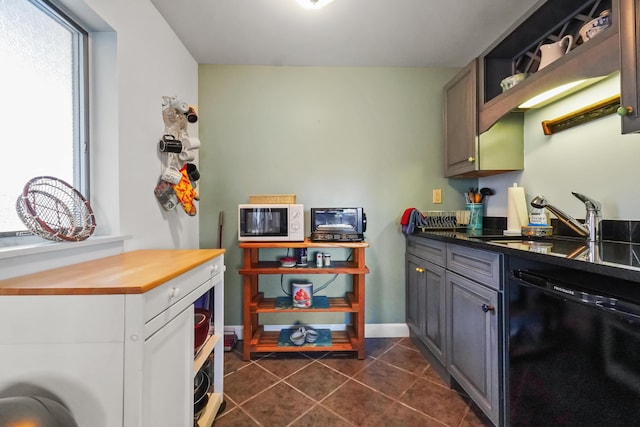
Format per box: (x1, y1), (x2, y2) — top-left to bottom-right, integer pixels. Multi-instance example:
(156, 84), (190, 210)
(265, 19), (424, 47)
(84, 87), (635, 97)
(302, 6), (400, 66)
(446, 244), (501, 290)
(406, 236), (446, 267)
(144, 257), (223, 323)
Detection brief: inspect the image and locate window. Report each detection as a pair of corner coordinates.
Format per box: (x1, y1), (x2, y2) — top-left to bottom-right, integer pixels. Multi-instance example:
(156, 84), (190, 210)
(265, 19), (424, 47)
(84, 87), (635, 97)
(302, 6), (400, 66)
(0, 0), (88, 238)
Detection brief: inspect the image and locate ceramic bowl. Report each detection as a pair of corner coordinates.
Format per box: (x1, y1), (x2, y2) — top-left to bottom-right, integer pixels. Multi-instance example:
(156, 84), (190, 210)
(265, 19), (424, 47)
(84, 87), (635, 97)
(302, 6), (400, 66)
(280, 256), (296, 268)
(500, 73), (527, 92)
(194, 308), (210, 352)
(305, 329), (318, 343)
(579, 10), (611, 42)
(290, 329), (306, 345)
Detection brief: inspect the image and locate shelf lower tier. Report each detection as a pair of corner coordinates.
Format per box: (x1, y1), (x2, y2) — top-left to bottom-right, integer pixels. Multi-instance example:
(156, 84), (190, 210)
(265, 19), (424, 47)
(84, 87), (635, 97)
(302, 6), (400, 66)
(244, 326), (363, 360)
(196, 392), (223, 427)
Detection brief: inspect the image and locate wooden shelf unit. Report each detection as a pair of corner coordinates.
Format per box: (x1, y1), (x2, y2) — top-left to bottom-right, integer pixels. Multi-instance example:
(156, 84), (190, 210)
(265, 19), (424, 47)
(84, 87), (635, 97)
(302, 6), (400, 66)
(238, 239), (369, 360)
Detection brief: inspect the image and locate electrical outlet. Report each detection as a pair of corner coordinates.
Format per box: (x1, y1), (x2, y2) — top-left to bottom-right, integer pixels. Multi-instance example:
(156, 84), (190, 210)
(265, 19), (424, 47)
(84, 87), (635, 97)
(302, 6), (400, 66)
(432, 189), (442, 204)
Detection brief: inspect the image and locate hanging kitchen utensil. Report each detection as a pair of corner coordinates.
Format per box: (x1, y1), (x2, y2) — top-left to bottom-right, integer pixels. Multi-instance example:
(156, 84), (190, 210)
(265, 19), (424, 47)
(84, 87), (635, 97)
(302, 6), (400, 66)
(218, 211), (224, 249)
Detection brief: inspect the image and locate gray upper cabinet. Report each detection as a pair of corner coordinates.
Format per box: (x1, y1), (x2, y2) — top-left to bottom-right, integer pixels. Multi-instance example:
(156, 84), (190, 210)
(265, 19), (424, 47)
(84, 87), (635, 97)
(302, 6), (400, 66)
(444, 0), (626, 178)
(443, 60), (478, 177)
(619, 0), (640, 133)
(443, 60), (525, 178)
(478, 0), (619, 133)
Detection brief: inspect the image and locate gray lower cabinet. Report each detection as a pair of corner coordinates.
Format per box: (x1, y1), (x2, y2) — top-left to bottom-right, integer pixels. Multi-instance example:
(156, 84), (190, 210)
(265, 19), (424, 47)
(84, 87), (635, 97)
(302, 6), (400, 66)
(406, 236), (447, 364)
(406, 253), (446, 363)
(446, 244), (501, 426)
(406, 236), (502, 426)
(446, 270), (500, 425)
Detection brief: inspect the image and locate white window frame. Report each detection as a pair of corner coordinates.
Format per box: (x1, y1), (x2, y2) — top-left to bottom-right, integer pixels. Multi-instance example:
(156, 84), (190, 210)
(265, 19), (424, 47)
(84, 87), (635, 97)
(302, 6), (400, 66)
(1, 0), (89, 241)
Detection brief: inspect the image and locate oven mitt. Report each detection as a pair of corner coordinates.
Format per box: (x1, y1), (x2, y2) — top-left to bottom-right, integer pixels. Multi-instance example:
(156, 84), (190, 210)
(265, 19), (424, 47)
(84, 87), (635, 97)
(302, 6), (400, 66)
(171, 164), (199, 216)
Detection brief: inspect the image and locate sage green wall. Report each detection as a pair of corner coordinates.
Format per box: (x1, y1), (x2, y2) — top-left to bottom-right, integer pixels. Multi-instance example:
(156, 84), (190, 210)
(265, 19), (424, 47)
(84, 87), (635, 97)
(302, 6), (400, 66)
(198, 65), (473, 328)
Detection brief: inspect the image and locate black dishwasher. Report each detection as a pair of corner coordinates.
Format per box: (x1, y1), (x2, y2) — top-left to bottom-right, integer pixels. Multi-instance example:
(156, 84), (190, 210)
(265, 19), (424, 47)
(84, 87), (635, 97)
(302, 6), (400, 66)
(506, 258), (640, 426)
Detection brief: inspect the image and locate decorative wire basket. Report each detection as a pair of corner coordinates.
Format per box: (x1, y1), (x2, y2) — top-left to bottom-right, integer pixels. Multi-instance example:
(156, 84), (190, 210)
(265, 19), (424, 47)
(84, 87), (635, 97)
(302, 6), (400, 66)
(417, 210), (470, 231)
(16, 176), (96, 242)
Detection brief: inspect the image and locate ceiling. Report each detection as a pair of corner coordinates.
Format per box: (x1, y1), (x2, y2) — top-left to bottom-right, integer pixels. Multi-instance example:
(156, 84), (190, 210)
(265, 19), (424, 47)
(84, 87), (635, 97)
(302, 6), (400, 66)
(150, 0), (542, 68)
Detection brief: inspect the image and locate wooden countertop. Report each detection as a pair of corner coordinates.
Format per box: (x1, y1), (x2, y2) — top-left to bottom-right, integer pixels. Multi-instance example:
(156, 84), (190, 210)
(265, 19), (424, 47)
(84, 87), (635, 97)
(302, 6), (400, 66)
(0, 249), (225, 296)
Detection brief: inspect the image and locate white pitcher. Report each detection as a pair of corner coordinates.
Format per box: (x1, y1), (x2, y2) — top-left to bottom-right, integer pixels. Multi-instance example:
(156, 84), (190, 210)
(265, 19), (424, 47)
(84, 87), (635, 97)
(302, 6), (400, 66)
(538, 35), (573, 70)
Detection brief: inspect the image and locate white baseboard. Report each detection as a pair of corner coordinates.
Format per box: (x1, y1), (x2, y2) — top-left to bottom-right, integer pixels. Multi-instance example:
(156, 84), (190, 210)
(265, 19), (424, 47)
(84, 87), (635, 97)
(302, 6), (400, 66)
(365, 323), (410, 338)
(226, 323), (409, 341)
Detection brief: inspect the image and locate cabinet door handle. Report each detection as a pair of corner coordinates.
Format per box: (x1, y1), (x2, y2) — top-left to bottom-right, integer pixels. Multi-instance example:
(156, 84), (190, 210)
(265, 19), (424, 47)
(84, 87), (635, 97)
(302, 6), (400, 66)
(415, 267), (425, 273)
(169, 287), (180, 298)
(481, 304), (495, 313)
(467, 156), (475, 163)
(617, 106), (634, 116)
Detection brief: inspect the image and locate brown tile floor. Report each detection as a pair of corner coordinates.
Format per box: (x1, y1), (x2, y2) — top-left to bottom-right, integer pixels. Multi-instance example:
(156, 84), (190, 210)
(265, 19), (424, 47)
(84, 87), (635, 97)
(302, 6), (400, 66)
(211, 337), (494, 426)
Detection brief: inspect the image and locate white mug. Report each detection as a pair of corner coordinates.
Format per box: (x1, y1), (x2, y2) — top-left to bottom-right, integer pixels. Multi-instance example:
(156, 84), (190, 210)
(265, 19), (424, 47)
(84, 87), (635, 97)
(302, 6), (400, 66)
(179, 149), (196, 162)
(182, 135), (200, 150)
(161, 166), (182, 184)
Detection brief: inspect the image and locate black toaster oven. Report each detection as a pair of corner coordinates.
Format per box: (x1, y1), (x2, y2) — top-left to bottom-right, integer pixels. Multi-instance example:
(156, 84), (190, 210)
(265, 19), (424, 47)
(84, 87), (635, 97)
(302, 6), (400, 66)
(310, 208), (366, 242)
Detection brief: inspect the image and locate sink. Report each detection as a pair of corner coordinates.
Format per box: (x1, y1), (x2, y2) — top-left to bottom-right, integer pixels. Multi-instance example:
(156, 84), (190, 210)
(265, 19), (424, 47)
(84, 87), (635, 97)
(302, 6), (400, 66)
(482, 237), (589, 258)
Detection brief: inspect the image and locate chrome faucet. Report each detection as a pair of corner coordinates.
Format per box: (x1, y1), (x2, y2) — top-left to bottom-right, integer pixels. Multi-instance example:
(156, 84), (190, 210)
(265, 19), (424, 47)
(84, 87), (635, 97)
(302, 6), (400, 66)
(530, 192), (602, 242)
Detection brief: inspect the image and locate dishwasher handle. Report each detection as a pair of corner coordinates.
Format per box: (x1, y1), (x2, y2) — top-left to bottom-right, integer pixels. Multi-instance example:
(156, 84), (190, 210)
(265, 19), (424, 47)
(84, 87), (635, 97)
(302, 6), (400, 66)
(511, 269), (640, 323)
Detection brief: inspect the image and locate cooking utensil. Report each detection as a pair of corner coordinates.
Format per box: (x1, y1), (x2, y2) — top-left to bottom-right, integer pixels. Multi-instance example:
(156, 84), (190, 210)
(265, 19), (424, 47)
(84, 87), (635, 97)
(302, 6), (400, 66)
(217, 211), (224, 249)
(467, 188), (483, 203)
(194, 369), (210, 418)
(479, 187), (495, 203)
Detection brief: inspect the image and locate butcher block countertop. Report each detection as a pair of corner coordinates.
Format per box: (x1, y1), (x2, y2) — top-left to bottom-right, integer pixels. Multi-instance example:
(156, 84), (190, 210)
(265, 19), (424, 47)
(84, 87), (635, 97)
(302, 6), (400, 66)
(0, 249), (225, 296)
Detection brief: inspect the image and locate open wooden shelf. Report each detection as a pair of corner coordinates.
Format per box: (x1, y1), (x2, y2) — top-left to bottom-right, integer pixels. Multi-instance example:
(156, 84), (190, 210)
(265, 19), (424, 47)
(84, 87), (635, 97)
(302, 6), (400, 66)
(251, 293), (359, 313)
(238, 261), (369, 275)
(249, 327), (357, 354)
(478, 0), (619, 133)
(239, 239), (368, 360)
(194, 333), (220, 372)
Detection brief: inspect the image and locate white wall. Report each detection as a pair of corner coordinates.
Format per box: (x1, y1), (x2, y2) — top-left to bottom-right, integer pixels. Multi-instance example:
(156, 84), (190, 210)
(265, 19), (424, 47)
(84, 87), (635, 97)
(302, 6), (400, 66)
(0, 0), (201, 278)
(79, 0), (200, 250)
(480, 73), (640, 221)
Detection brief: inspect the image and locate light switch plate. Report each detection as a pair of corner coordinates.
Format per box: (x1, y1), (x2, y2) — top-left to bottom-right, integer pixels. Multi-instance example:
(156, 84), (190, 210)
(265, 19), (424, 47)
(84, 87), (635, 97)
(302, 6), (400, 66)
(433, 189), (442, 204)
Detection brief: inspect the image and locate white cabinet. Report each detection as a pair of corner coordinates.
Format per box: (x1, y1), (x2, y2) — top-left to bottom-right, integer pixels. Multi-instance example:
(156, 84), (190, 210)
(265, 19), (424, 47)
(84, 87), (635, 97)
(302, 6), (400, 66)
(0, 249), (225, 427)
(142, 306), (193, 427)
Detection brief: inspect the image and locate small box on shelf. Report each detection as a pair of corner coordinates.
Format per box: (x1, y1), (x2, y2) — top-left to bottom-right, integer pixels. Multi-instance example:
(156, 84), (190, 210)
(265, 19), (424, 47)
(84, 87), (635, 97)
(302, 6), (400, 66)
(224, 328), (237, 351)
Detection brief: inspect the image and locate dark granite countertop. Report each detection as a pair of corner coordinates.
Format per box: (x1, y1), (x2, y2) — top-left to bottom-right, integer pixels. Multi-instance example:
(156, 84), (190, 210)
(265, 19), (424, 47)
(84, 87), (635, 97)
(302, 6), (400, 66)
(410, 230), (640, 283)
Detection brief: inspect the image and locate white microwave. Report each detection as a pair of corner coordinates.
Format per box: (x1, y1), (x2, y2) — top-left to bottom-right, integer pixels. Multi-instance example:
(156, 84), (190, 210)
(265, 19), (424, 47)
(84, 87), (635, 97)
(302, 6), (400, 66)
(238, 204), (304, 241)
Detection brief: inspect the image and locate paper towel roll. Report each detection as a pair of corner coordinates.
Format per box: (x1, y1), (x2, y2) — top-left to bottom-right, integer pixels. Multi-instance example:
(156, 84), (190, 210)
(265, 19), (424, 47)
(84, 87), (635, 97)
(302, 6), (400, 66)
(506, 183), (528, 234)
